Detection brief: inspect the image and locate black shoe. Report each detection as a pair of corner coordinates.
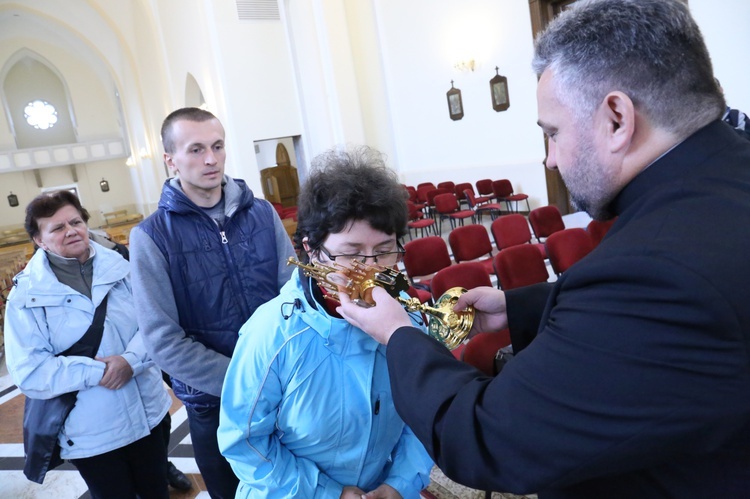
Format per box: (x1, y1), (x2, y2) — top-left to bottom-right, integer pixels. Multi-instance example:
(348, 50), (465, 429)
(167, 461), (192, 490)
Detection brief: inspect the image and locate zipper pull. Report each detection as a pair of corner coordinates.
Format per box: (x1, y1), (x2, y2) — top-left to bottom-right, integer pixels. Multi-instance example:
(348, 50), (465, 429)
(220, 231), (228, 244)
(374, 397), (380, 415)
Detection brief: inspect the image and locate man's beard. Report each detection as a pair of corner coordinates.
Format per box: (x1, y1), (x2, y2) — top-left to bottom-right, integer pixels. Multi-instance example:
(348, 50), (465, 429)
(562, 133), (618, 221)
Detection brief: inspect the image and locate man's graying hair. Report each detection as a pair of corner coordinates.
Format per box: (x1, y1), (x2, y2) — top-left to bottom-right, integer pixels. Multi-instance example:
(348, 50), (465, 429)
(532, 0), (724, 140)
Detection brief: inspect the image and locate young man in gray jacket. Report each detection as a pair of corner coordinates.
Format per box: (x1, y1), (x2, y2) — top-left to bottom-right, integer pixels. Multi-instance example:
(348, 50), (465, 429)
(130, 107), (295, 499)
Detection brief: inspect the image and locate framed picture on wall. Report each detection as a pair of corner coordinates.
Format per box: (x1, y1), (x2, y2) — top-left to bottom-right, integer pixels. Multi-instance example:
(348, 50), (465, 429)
(446, 81), (464, 121)
(490, 68), (510, 112)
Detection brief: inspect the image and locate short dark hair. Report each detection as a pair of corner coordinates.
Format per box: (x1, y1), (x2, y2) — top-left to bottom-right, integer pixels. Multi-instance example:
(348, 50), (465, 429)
(25, 190), (90, 241)
(532, 0), (724, 139)
(161, 107), (218, 154)
(294, 146), (408, 261)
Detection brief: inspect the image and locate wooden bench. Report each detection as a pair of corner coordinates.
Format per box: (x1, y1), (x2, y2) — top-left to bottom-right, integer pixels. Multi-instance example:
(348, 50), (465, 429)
(103, 210), (144, 227)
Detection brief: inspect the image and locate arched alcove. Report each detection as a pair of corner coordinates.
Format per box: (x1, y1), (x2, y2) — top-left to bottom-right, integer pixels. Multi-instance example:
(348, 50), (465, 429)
(2, 51), (77, 149)
(185, 73), (206, 108)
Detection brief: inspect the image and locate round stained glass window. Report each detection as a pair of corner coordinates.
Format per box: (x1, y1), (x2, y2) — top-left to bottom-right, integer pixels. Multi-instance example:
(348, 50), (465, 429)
(24, 100), (58, 130)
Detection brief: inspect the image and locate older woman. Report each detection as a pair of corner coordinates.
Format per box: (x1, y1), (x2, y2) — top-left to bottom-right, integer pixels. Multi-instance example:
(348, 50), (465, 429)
(218, 146), (433, 498)
(5, 190), (171, 498)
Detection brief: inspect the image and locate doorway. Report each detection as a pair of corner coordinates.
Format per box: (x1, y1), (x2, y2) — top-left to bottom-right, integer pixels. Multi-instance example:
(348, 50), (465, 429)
(528, 0), (577, 215)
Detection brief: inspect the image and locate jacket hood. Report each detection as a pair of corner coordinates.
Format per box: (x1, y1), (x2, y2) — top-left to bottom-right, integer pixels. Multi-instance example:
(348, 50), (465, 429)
(13, 241), (129, 308)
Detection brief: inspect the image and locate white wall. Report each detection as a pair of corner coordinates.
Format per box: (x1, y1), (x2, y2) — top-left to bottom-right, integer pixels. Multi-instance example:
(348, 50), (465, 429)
(690, 0), (750, 115)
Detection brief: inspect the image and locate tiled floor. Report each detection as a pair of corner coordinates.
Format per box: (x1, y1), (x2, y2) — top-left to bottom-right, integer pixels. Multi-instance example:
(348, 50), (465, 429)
(0, 210), (590, 498)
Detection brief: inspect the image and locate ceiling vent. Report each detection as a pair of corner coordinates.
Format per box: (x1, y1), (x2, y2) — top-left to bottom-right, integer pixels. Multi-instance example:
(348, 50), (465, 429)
(236, 0), (280, 20)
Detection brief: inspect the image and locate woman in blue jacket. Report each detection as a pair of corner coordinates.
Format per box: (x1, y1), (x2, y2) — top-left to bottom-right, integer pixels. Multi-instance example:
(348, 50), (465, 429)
(5, 190), (171, 498)
(218, 146), (433, 498)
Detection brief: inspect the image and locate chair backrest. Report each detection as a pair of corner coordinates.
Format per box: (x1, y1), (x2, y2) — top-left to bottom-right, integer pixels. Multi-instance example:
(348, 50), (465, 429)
(406, 201), (423, 221)
(490, 214), (533, 249)
(587, 217), (616, 246)
(403, 236), (452, 279)
(437, 181), (456, 191)
(475, 179), (494, 197)
(463, 189), (479, 209)
(405, 186), (418, 203)
(426, 188), (452, 207)
(417, 182), (436, 191)
(454, 182), (473, 200)
(433, 192), (460, 214)
(493, 245), (549, 290)
(430, 261), (492, 299)
(529, 205), (565, 240)
(448, 224), (493, 262)
(545, 228), (594, 275)
(491, 179), (514, 199)
(416, 186), (433, 203)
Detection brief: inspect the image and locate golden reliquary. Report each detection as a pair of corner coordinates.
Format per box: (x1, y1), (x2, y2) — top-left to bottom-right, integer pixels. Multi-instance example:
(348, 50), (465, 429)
(287, 257), (474, 349)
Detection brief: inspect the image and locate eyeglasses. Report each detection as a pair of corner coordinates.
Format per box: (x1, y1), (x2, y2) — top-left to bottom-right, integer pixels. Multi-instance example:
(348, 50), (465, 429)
(317, 242), (405, 266)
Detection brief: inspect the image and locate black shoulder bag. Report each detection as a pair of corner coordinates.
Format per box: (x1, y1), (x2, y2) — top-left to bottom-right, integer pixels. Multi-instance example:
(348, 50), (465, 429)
(22, 294), (109, 484)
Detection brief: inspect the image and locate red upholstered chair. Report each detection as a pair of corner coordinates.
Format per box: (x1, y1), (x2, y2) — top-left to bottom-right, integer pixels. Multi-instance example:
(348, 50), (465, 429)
(490, 214), (546, 257)
(475, 178), (496, 201)
(430, 261), (492, 301)
(437, 181), (456, 192)
(453, 182), (473, 207)
(403, 236), (453, 302)
(492, 179), (530, 213)
(433, 193), (475, 234)
(493, 244), (550, 290)
(545, 228), (594, 275)
(417, 182), (436, 191)
(426, 188), (452, 220)
(461, 330), (512, 376)
(464, 189), (504, 222)
(406, 201), (435, 239)
(587, 217), (617, 246)
(529, 205), (565, 242)
(448, 224), (496, 277)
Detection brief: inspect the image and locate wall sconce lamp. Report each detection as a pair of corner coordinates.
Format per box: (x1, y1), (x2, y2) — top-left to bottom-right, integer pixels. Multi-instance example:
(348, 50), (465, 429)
(138, 147), (151, 159)
(454, 59), (475, 72)
(8, 191), (19, 207)
(100, 178), (110, 192)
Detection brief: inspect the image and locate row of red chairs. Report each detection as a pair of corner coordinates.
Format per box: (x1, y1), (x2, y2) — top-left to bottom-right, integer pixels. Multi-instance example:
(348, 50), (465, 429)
(403, 179), (530, 240)
(403, 215), (616, 295)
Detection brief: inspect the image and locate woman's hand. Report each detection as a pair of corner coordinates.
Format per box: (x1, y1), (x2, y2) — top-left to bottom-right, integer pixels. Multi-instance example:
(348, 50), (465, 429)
(96, 355), (134, 390)
(340, 485), (366, 498)
(362, 483), (402, 499)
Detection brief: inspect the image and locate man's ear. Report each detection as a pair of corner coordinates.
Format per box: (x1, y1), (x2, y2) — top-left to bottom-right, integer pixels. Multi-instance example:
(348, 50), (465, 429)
(164, 152), (177, 174)
(600, 91), (635, 154)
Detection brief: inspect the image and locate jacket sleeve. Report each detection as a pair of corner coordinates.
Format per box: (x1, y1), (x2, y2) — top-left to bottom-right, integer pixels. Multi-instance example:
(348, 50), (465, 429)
(218, 320), (343, 498)
(385, 254), (750, 493)
(4, 291), (104, 399)
(129, 226), (230, 396)
(383, 424), (433, 497)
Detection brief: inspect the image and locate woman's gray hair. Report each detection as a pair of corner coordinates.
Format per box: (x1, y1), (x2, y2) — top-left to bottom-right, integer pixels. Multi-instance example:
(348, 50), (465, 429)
(532, 0), (724, 139)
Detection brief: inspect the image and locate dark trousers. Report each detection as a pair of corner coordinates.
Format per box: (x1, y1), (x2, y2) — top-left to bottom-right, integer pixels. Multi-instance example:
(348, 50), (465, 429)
(71, 416), (169, 499)
(185, 404), (238, 499)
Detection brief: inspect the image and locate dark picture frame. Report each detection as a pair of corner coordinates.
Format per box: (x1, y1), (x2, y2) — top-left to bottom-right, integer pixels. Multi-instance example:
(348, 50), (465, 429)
(446, 81), (464, 121)
(490, 67), (510, 112)
(8, 191), (19, 207)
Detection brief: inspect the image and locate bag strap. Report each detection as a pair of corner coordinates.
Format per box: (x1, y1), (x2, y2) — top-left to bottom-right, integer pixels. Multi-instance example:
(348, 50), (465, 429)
(59, 294), (109, 359)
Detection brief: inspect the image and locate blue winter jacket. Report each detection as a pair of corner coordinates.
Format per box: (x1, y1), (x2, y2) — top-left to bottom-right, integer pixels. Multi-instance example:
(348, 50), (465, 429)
(138, 177), (283, 407)
(218, 269), (433, 498)
(5, 243), (171, 459)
